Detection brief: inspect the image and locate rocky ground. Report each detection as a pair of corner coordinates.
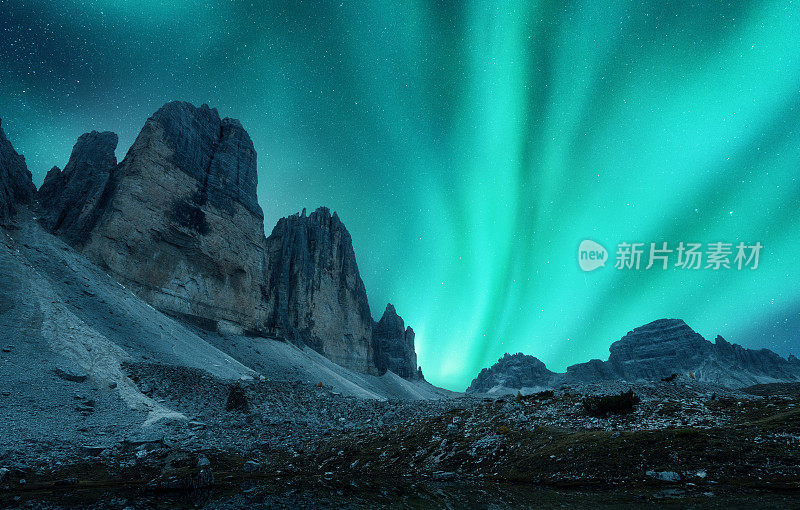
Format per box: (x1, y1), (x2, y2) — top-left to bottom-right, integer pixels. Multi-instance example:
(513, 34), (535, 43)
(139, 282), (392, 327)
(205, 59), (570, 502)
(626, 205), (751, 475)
(2, 371), (800, 508)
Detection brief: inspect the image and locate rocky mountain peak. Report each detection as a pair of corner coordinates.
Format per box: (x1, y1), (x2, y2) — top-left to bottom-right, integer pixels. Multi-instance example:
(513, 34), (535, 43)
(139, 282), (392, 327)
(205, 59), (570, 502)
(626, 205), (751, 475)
(372, 303), (419, 379)
(37, 130), (118, 237)
(40, 101), (269, 335)
(376, 303), (403, 333)
(127, 101), (261, 218)
(66, 131), (118, 173)
(264, 206), (376, 374)
(468, 319), (800, 392)
(467, 352), (555, 394)
(0, 118), (36, 222)
(33, 102), (422, 378)
(606, 318), (712, 378)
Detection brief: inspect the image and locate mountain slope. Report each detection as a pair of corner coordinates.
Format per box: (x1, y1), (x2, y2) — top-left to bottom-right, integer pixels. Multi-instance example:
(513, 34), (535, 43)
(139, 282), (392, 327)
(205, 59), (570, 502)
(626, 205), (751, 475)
(1, 213), (449, 426)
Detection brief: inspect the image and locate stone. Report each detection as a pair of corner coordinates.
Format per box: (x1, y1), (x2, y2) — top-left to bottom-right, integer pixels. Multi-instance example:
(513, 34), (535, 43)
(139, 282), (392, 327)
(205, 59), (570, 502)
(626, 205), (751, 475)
(243, 460), (261, 473)
(226, 384), (249, 412)
(263, 207), (377, 374)
(646, 470), (680, 482)
(53, 368), (88, 383)
(372, 304), (420, 379)
(80, 446), (105, 457)
(0, 118), (36, 223)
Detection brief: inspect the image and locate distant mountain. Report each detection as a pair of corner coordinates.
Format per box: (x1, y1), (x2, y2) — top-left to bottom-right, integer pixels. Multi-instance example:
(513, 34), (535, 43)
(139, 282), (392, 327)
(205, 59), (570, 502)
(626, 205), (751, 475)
(468, 319), (800, 393)
(372, 304), (422, 380)
(468, 353), (557, 394)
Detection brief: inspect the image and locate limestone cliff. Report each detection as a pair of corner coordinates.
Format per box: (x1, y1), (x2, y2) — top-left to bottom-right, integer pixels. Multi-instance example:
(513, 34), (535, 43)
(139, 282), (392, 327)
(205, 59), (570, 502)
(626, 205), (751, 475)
(37, 131), (118, 240)
(41, 102), (269, 333)
(263, 207), (377, 374)
(0, 119), (36, 223)
(372, 304), (420, 379)
(36, 101), (423, 377)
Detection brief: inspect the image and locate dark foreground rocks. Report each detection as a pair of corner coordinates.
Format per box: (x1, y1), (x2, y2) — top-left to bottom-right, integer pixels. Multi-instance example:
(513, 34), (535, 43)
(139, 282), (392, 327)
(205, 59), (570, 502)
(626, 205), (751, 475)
(2, 369), (799, 508)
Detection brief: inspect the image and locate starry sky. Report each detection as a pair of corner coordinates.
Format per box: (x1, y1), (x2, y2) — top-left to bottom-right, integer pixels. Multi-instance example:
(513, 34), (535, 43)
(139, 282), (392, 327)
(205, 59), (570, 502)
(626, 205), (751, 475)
(2, 1), (799, 390)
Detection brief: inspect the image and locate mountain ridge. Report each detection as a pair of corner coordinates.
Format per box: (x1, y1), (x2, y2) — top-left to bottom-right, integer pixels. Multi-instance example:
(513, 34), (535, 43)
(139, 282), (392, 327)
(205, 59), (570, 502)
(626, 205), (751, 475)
(2, 101), (422, 379)
(468, 318), (800, 393)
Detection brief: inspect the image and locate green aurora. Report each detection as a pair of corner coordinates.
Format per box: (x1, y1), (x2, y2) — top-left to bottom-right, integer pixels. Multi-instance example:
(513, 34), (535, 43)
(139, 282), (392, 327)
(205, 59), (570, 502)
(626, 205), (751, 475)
(1, 1), (798, 390)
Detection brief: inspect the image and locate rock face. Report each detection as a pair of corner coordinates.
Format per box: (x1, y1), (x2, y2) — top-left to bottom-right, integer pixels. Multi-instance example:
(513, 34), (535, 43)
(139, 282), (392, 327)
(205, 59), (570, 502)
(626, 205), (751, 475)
(595, 318), (712, 382)
(372, 304), (420, 379)
(467, 353), (556, 394)
(37, 131), (118, 240)
(467, 319), (800, 392)
(41, 102), (269, 334)
(709, 335), (800, 386)
(38, 101), (424, 378)
(263, 207), (377, 374)
(0, 119), (36, 222)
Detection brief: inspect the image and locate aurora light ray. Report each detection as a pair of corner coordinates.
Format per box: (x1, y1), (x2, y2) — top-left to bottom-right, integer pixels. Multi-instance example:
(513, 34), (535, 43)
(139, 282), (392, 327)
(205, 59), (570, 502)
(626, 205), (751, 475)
(1, 0), (798, 390)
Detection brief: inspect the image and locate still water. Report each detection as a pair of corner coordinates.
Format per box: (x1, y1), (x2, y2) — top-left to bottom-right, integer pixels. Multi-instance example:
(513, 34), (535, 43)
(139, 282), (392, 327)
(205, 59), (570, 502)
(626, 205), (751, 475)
(4, 478), (795, 509)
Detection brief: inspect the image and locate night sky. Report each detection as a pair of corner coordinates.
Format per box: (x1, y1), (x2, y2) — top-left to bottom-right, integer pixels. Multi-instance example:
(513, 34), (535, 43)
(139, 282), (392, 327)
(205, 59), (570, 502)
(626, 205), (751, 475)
(2, 1), (799, 390)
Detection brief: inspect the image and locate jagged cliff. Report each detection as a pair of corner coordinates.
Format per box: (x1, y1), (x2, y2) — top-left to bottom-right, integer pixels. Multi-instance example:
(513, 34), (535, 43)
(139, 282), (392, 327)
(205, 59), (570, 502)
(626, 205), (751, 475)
(37, 131), (119, 240)
(372, 304), (421, 379)
(33, 101), (421, 378)
(263, 207), (377, 374)
(0, 119), (36, 222)
(38, 102), (269, 334)
(468, 319), (800, 392)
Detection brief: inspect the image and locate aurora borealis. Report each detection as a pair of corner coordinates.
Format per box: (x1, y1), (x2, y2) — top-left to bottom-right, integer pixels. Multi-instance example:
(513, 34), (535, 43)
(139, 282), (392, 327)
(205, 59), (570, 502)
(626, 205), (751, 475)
(1, 1), (798, 390)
